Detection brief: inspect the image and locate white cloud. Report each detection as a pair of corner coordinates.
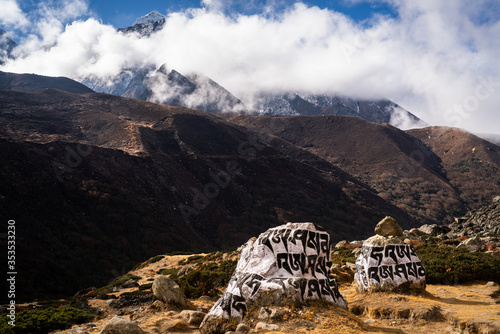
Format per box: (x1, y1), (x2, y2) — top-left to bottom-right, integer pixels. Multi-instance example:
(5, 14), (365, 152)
(1, 0), (499, 134)
(0, 0), (28, 28)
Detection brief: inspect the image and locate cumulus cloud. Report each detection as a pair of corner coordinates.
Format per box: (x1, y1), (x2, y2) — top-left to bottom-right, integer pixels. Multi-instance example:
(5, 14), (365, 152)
(1, 0), (499, 134)
(0, 0), (29, 28)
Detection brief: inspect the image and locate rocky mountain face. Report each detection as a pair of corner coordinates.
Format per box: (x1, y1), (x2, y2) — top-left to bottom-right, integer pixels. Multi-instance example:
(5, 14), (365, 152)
(82, 11), (427, 128)
(222, 114), (500, 225)
(255, 93), (426, 128)
(0, 29), (17, 65)
(0, 73), (418, 302)
(117, 10), (166, 37)
(83, 65), (244, 113)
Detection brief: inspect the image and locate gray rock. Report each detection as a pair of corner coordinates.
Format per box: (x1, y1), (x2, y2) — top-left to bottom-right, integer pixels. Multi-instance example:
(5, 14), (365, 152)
(121, 279), (139, 288)
(235, 323), (251, 332)
(456, 237), (485, 252)
(258, 307), (270, 321)
(152, 275), (187, 307)
(100, 316), (145, 334)
(255, 322), (280, 331)
(198, 295), (211, 301)
(374, 216), (403, 237)
(269, 309), (285, 321)
(335, 240), (348, 248)
(180, 310), (206, 326)
(417, 224), (451, 236)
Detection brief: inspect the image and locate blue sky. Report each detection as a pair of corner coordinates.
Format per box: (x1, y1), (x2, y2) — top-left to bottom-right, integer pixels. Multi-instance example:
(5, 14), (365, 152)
(8, 0), (397, 29)
(1, 0), (499, 134)
(85, 1), (397, 28)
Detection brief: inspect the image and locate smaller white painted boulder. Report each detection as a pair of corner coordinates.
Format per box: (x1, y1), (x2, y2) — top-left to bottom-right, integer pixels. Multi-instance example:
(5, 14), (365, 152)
(354, 219), (426, 293)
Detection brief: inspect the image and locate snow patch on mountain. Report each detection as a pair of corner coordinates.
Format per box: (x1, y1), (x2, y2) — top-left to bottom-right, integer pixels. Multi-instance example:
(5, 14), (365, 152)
(133, 10), (166, 26)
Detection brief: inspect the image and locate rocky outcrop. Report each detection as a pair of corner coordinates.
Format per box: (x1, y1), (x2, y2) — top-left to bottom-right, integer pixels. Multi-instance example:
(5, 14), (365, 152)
(201, 223), (346, 330)
(354, 217), (426, 293)
(447, 196), (500, 238)
(152, 275), (187, 307)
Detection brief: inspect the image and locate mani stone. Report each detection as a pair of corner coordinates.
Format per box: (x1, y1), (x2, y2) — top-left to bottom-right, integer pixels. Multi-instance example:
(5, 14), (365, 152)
(200, 222), (347, 329)
(354, 230), (426, 293)
(374, 216), (403, 237)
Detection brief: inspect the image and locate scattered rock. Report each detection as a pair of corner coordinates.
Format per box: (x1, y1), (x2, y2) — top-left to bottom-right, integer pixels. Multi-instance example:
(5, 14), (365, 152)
(165, 320), (189, 331)
(255, 322), (280, 331)
(457, 237), (485, 252)
(121, 279), (140, 289)
(448, 197), (500, 237)
(258, 307), (270, 321)
(335, 240), (349, 248)
(374, 216), (403, 237)
(198, 295), (211, 301)
(269, 309), (285, 321)
(201, 223), (346, 331)
(180, 310), (207, 326)
(418, 224), (450, 236)
(109, 293), (153, 308)
(100, 316), (145, 334)
(177, 264), (196, 277)
(235, 323), (251, 332)
(152, 275), (187, 307)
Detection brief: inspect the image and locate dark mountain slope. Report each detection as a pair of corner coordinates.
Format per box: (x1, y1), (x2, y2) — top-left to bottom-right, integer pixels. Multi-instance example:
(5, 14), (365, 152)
(222, 114), (472, 224)
(408, 127), (500, 208)
(0, 89), (416, 302)
(0, 70), (94, 93)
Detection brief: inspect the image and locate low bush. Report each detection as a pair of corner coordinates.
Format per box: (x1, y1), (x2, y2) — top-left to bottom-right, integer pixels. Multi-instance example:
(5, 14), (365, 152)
(176, 260), (237, 298)
(416, 245), (500, 284)
(0, 306), (94, 334)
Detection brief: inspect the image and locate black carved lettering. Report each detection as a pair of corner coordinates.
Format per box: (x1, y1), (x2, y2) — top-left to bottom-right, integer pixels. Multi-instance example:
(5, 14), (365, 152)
(307, 255), (317, 277)
(384, 245), (398, 263)
(307, 280), (320, 298)
(396, 245), (412, 261)
(368, 267), (381, 283)
(394, 264), (409, 280)
(277, 253), (293, 275)
(369, 247), (384, 266)
(379, 265), (394, 280)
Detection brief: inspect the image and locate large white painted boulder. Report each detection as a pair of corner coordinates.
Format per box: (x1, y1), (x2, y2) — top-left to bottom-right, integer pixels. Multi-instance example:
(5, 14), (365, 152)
(354, 217), (426, 293)
(201, 222), (346, 330)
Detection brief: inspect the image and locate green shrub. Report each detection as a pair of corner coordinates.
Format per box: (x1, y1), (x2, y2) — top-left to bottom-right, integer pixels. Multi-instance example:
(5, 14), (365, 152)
(157, 268), (178, 278)
(417, 245), (500, 284)
(176, 260), (237, 298)
(139, 283), (153, 290)
(331, 247), (358, 265)
(0, 306), (94, 334)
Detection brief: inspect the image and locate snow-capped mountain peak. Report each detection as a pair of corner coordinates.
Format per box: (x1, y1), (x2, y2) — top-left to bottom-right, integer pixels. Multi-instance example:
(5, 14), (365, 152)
(133, 10), (166, 26)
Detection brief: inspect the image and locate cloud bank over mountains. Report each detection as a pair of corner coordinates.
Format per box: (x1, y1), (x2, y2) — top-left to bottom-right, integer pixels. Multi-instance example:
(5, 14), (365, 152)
(1, 0), (499, 134)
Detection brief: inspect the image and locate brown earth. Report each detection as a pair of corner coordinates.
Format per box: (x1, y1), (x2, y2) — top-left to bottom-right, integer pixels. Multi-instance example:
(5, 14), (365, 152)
(52, 254), (500, 334)
(0, 89), (416, 302)
(221, 114), (500, 224)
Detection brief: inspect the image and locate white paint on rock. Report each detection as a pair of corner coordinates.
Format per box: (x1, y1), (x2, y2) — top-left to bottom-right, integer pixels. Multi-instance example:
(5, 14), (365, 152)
(354, 243), (426, 292)
(205, 222), (347, 322)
